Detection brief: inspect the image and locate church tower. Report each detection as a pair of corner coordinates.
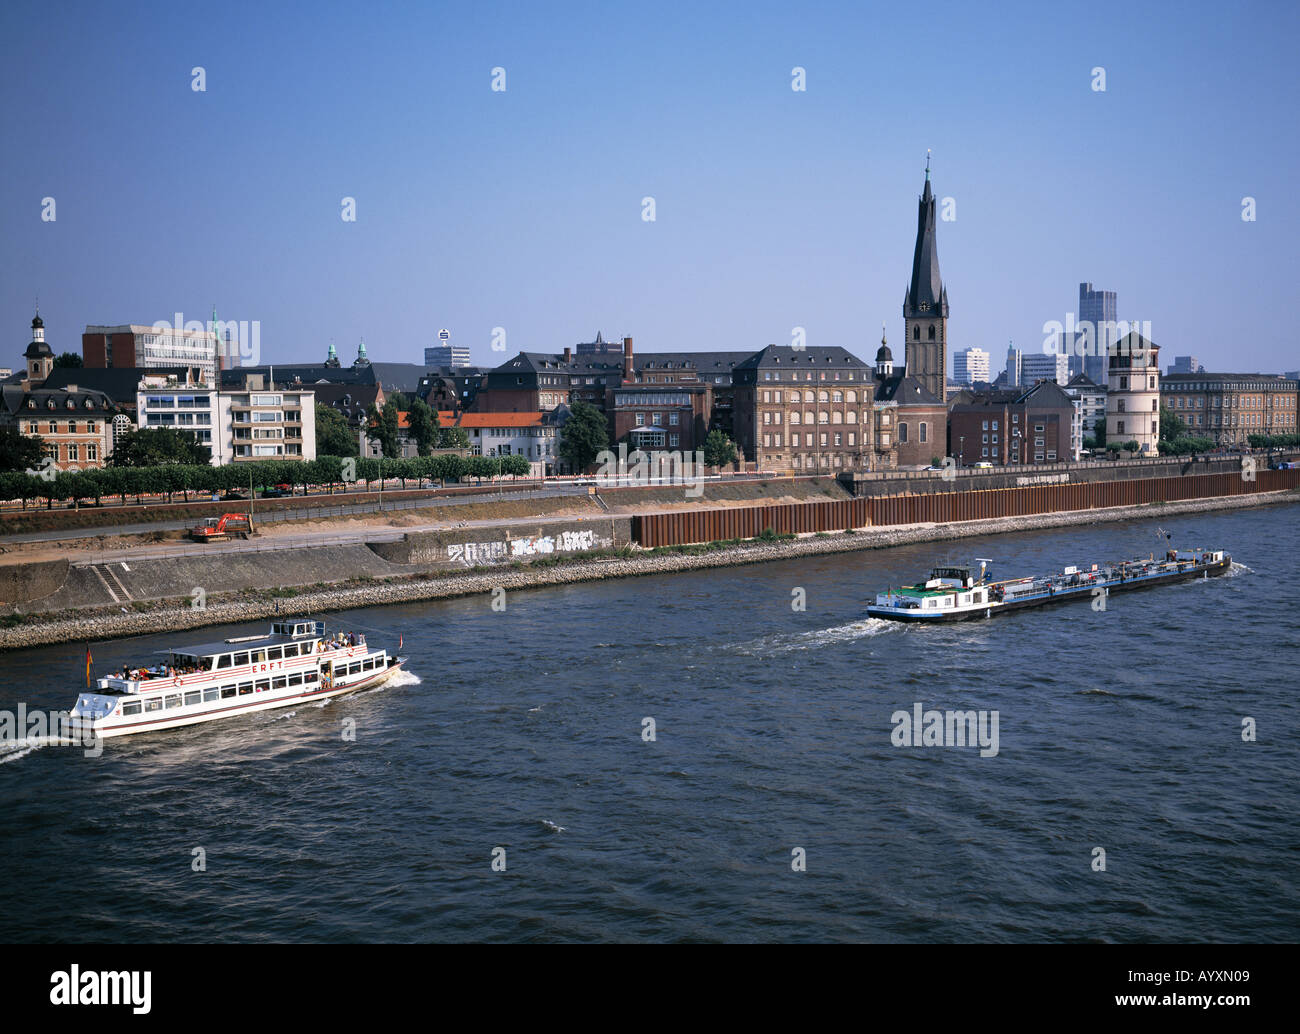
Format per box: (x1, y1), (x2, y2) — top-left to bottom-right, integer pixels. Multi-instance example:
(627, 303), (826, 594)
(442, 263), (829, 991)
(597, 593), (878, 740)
(24, 311), (54, 384)
(903, 155), (949, 402)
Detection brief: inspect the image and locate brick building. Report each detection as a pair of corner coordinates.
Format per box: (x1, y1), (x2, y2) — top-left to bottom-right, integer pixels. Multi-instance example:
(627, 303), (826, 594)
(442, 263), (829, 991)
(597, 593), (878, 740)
(1161, 372), (1299, 446)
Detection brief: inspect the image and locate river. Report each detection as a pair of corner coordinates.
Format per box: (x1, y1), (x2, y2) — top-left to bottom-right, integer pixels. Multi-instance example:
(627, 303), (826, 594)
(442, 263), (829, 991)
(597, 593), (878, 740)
(1, 505), (1297, 942)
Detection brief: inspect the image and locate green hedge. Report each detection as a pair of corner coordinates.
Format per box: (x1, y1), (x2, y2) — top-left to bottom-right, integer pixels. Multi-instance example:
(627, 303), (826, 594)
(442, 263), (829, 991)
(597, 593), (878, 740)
(0, 453), (533, 506)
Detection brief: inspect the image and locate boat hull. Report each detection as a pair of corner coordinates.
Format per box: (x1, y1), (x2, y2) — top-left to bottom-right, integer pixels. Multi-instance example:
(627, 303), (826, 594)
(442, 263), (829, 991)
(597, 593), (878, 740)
(867, 556), (1232, 623)
(71, 659), (405, 739)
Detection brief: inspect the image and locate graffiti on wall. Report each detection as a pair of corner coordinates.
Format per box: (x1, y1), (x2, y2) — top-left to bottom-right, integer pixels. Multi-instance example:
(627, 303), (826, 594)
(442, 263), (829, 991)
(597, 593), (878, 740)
(447, 528), (611, 566)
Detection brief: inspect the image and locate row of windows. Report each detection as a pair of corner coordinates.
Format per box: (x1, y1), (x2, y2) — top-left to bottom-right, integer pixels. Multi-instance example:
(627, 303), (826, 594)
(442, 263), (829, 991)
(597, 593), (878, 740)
(210, 641), (314, 669)
(120, 670), (321, 714)
(23, 420), (101, 434)
(763, 410), (864, 425)
(761, 370), (861, 382)
(633, 412), (682, 426)
(43, 443), (99, 463)
(1114, 421), (1159, 435)
(1166, 394), (1294, 409)
(762, 432), (859, 448)
(761, 390), (863, 404)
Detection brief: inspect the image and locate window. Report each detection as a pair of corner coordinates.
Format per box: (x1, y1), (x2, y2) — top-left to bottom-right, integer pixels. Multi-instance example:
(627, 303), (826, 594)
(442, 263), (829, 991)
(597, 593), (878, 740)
(165, 694), (181, 709)
(238, 682), (253, 696)
(233, 652), (249, 666)
(919, 423), (927, 443)
(899, 423), (908, 443)
(221, 685), (237, 699)
(122, 701), (141, 716)
(184, 690), (201, 706)
(266, 646), (282, 660)
(635, 412), (644, 426)
(87, 444), (98, 462)
(203, 687), (219, 702)
(255, 679), (270, 693)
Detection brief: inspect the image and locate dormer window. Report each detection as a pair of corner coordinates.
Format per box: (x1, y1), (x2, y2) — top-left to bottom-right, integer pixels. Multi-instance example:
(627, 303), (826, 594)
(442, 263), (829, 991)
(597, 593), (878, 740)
(66, 398), (76, 409)
(84, 399), (93, 409)
(26, 399), (35, 409)
(47, 399), (56, 409)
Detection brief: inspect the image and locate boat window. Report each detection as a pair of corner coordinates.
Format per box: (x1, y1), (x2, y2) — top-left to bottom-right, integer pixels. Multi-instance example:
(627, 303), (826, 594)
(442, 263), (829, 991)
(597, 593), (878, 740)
(250, 650), (266, 664)
(266, 646), (283, 660)
(282, 644), (299, 658)
(122, 701), (142, 716)
(203, 687), (219, 702)
(165, 694), (181, 709)
(304, 671), (318, 683)
(145, 698), (163, 712)
(238, 682), (253, 696)
(184, 690), (201, 706)
(255, 679), (270, 693)
(288, 673), (303, 687)
(221, 685), (236, 699)
(216, 654), (232, 668)
(233, 652), (249, 666)
(273, 676), (288, 690)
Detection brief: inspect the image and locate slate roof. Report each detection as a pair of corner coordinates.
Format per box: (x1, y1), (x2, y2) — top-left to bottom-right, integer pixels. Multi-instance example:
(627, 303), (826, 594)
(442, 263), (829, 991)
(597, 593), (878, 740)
(874, 372), (942, 406)
(904, 170), (949, 319)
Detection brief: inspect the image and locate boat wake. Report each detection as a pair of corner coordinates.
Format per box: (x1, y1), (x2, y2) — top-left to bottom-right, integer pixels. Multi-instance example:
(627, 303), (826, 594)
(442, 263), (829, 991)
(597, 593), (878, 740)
(0, 736), (71, 764)
(729, 618), (900, 656)
(1227, 562), (1252, 577)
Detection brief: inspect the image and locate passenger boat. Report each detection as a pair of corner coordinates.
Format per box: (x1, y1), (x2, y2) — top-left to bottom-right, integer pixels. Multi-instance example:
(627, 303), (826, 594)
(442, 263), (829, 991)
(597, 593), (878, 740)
(68, 620), (406, 739)
(867, 549), (1231, 623)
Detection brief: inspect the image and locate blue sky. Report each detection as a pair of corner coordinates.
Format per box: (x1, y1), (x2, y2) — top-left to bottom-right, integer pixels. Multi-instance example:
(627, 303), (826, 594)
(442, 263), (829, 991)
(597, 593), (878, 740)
(2, 0), (1296, 373)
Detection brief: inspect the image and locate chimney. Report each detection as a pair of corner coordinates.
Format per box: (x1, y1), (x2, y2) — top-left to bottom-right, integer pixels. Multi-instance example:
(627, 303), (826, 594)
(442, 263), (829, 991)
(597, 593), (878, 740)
(563, 346), (572, 363)
(622, 336), (633, 382)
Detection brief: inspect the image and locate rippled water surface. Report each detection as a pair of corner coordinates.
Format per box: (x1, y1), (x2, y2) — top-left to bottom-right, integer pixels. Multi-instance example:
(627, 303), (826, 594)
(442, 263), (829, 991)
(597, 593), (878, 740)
(2, 507), (1298, 942)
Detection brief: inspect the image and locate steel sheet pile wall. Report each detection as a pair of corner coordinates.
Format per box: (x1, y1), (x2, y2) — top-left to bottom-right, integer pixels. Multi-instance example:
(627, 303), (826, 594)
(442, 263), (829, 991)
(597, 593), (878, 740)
(632, 469), (1300, 547)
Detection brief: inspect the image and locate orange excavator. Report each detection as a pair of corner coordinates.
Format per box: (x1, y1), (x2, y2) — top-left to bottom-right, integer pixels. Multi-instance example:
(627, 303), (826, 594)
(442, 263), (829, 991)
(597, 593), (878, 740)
(190, 512), (256, 542)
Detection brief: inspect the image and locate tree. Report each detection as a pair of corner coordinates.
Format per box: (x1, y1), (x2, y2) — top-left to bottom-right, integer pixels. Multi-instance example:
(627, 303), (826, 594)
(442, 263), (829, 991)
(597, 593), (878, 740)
(1092, 418), (1107, 448)
(365, 401), (400, 460)
(405, 398), (438, 455)
(702, 430), (738, 468)
(53, 352), (83, 368)
(112, 427), (210, 466)
(558, 401), (608, 472)
(315, 403), (357, 457)
(0, 426), (47, 473)
(438, 426), (469, 449)
(1159, 404), (1187, 442)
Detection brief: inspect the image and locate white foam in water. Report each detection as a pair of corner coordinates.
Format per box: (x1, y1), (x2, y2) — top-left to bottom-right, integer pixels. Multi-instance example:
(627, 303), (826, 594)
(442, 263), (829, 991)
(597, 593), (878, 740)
(731, 618), (900, 656)
(0, 736), (59, 764)
(1228, 562), (1252, 577)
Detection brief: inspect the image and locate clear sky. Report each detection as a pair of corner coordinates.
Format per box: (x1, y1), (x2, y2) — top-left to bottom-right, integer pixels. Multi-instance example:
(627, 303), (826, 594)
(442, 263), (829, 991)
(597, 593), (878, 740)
(2, 0), (1296, 374)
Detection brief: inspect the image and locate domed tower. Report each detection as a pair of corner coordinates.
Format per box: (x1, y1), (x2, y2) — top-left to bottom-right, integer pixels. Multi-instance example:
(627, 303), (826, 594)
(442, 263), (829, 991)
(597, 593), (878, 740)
(875, 324), (894, 381)
(324, 341), (341, 368)
(25, 312), (54, 384)
(353, 339), (370, 368)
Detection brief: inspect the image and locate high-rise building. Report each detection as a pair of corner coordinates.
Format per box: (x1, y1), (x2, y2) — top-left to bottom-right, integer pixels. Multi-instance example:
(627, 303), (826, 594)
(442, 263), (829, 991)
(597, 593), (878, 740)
(1021, 352), (1070, 386)
(1079, 283), (1117, 385)
(1168, 355), (1204, 375)
(83, 323), (222, 383)
(424, 342), (471, 368)
(575, 331), (621, 356)
(952, 347), (990, 386)
(903, 158), (950, 402)
(1005, 345), (1023, 387)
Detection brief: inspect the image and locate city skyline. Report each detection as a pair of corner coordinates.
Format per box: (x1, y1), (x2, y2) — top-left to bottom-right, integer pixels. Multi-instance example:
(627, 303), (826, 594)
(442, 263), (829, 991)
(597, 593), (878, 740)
(2, 1), (1296, 373)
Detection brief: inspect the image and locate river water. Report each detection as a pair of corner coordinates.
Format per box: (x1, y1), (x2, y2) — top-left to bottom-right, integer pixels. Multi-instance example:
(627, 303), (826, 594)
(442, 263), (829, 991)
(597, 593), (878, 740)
(2, 505), (1297, 942)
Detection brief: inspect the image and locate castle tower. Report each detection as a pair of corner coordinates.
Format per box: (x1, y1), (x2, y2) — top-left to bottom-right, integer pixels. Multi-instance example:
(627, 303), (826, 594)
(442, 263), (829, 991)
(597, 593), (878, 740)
(903, 155), (949, 402)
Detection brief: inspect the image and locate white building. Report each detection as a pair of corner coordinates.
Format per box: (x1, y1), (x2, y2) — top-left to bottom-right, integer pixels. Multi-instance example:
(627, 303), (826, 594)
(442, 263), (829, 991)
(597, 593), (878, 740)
(1106, 333), (1161, 455)
(1063, 373), (1107, 439)
(1021, 351), (1071, 386)
(424, 342), (472, 369)
(952, 347), (990, 386)
(1005, 346), (1022, 387)
(461, 412), (559, 476)
(137, 373), (315, 465)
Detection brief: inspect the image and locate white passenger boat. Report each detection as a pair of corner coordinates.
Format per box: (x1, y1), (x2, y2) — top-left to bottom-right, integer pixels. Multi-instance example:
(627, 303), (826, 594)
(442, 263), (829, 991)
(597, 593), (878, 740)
(68, 620), (406, 739)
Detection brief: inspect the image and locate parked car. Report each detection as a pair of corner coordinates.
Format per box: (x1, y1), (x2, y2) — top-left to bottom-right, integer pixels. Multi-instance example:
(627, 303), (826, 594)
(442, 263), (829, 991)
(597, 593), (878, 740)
(260, 487), (287, 498)
(973, 461), (995, 469)
(221, 490), (247, 501)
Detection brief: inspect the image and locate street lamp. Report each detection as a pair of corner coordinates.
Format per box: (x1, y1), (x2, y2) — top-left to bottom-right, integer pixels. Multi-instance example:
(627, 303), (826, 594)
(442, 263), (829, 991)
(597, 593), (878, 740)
(958, 436), (965, 467)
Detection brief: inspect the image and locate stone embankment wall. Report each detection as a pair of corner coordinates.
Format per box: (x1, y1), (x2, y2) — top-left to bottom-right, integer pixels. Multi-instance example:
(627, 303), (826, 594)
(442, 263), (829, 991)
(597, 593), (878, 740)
(1, 490), (1292, 651)
(369, 517), (632, 566)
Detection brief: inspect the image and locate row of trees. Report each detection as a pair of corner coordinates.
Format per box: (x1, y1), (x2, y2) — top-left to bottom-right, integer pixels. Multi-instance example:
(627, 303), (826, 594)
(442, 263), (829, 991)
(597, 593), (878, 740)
(1247, 433), (1300, 450)
(0, 452), (533, 508)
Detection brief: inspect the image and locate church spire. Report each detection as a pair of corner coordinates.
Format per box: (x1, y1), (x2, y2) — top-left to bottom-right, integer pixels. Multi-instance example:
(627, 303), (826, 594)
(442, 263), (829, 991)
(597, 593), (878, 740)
(905, 155), (946, 319)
